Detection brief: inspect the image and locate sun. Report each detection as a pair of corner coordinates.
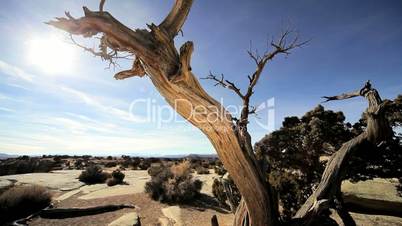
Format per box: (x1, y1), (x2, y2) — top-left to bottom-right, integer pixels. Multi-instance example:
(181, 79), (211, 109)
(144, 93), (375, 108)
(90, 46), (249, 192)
(27, 35), (76, 74)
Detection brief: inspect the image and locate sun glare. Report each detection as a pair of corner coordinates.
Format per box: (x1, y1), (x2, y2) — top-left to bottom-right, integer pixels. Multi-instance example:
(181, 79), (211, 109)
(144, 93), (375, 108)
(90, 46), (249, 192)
(27, 35), (75, 75)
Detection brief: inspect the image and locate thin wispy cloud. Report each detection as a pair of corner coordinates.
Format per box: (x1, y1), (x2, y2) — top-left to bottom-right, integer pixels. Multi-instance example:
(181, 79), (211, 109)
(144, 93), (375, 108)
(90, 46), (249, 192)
(0, 59), (212, 155)
(0, 60), (34, 82)
(0, 107), (15, 113)
(60, 86), (147, 123)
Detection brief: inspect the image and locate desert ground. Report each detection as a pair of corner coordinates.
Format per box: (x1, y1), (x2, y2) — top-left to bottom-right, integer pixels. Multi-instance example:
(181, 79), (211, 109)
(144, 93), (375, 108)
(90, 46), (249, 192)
(1, 169), (401, 226)
(0, 170), (234, 226)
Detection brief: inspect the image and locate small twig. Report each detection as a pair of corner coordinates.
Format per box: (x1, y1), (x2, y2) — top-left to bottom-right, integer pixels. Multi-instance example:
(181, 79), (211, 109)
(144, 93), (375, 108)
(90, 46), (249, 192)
(99, 0), (106, 12)
(69, 35), (133, 70)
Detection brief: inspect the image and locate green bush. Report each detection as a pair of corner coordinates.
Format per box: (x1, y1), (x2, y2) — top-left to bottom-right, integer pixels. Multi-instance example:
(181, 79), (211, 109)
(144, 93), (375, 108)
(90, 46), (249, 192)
(78, 165), (110, 184)
(0, 185), (52, 224)
(145, 161), (202, 203)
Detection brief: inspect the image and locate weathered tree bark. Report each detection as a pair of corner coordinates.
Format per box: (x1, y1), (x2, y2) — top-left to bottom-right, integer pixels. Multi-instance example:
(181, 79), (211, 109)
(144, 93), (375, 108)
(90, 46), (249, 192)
(47, 1), (284, 225)
(294, 81), (394, 225)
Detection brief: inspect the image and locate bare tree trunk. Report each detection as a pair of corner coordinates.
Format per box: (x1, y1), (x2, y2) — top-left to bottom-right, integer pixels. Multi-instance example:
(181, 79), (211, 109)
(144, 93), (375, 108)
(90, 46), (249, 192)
(48, 1), (278, 225)
(294, 81), (394, 225)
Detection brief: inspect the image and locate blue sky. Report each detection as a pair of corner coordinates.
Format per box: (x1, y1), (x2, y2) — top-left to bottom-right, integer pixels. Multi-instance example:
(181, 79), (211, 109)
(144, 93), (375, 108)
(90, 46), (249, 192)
(0, 0), (401, 156)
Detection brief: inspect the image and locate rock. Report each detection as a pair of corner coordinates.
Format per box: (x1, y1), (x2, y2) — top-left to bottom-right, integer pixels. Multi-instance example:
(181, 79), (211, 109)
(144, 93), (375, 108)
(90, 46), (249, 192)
(342, 178), (402, 203)
(0, 179), (13, 191)
(108, 212), (139, 226)
(55, 189), (81, 201)
(0, 170), (83, 191)
(78, 184), (143, 200)
(161, 206), (183, 226)
(158, 217), (174, 226)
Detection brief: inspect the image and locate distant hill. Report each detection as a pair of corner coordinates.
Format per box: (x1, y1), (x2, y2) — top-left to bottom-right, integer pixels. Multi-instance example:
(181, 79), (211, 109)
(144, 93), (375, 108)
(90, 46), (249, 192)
(0, 153), (17, 159)
(185, 154), (218, 159)
(125, 153), (218, 159)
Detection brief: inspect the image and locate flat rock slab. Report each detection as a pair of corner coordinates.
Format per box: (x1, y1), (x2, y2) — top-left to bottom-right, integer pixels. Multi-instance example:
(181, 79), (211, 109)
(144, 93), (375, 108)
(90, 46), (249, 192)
(78, 184), (144, 200)
(161, 206), (183, 226)
(342, 178), (402, 202)
(55, 189), (81, 201)
(158, 217), (175, 226)
(0, 179), (13, 190)
(108, 212), (139, 226)
(0, 170), (83, 191)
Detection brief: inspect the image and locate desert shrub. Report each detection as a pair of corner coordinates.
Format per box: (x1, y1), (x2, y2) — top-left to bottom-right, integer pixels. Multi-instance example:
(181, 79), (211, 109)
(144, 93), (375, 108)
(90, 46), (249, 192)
(105, 161), (117, 168)
(120, 159), (134, 168)
(107, 169), (125, 186)
(145, 161), (202, 203)
(214, 165), (227, 176)
(74, 159), (85, 169)
(212, 179), (226, 205)
(196, 166), (210, 174)
(148, 164), (163, 177)
(0, 185), (52, 224)
(0, 158), (55, 176)
(138, 160), (151, 170)
(131, 157), (141, 169)
(212, 175), (241, 212)
(53, 156), (62, 163)
(78, 165), (110, 184)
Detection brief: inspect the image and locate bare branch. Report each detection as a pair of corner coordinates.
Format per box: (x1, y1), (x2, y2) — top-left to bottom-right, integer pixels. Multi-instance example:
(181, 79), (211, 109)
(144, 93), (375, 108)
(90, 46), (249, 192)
(69, 35), (132, 69)
(47, 7), (155, 61)
(159, 0), (194, 38)
(322, 91), (361, 102)
(322, 80), (373, 102)
(99, 0), (106, 12)
(202, 72), (245, 99)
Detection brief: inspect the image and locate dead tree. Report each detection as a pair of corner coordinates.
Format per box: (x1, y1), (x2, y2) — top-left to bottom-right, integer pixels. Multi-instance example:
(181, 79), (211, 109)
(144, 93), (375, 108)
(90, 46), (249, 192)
(47, 1), (305, 225)
(48, 1), (397, 225)
(294, 80), (395, 225)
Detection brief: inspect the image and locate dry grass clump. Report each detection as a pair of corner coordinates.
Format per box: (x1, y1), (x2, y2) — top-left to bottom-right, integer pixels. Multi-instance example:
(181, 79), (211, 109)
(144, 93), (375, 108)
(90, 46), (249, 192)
(0, 185), (52, 224)
(145, 161), (202, 203)
(78, 165), (110, 184)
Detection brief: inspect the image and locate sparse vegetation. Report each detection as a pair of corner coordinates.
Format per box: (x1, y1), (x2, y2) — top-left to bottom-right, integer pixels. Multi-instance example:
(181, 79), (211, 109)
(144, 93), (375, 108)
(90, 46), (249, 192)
(0, 156), (55, 176)
(0, 185), (52, 224)
(78, 165), (110, 184)
(145, 161), (202, 203)
(195, 166), (210, 174)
